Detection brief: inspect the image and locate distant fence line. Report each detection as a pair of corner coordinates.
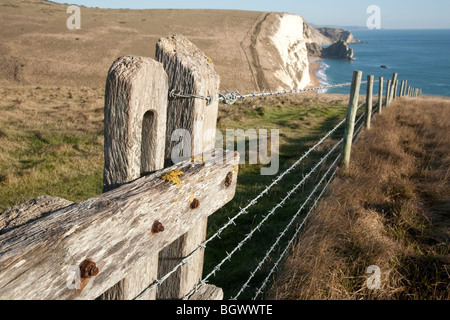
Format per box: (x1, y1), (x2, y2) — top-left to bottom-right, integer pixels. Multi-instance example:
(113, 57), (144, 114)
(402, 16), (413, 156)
(0, 34), (422, 301)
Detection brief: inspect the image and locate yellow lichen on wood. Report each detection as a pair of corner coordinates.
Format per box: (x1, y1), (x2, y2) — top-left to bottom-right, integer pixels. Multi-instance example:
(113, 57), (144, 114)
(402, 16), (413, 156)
(161, 170), (184, 188)
(191, 156), (208, 163)
(201, 51), (213, 64)
(234, 165), (239, 173)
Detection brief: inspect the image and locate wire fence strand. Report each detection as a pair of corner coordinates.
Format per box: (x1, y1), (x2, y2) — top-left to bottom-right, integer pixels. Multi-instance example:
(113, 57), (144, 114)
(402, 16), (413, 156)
(183, 138), (344, 300)
(251, 111), (367, 300)
(136, 78), (385, 301)
(135, 117), (345, 300)
(170, 81), (371, 105)
(231, 151), (343, 300)
(253, 166), (339, 300)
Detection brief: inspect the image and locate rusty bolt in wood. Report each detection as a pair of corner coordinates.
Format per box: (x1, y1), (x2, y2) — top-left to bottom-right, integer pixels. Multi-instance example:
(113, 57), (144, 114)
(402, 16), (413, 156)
(190, 198), (200, 210)
(224, 172), (233, 188)
(79, 258), (99, 279)
(152, 220), (165, 234)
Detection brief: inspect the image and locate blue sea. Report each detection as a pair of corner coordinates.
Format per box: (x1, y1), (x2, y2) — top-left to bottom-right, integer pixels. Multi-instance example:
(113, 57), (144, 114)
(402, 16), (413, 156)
(317, 29), (450, 97)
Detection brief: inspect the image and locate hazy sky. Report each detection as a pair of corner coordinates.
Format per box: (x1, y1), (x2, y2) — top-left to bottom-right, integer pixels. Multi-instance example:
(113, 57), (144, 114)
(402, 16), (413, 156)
(54, 0), (450, 29)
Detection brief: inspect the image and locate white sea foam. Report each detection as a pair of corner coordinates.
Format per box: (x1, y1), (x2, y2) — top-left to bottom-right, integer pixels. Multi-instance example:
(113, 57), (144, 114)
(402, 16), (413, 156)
(317, 61), (330, 93)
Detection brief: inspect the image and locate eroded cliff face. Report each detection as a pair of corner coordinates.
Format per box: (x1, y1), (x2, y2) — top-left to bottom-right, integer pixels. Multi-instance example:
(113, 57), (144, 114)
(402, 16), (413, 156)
(269, 14), (311, 90)
(316, 27), (360, 44)
(242, 12), (358, 92)
(243, 13), (311, 92)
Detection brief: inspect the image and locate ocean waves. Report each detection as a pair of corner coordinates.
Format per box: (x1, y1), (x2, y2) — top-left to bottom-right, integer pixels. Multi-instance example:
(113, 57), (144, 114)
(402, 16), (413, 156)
(316, 60), (330, 93)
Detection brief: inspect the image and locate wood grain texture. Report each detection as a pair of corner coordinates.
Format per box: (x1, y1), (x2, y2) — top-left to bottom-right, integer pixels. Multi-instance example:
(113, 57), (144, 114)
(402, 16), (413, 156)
(155, 34), (222, 299)
(103, 55), (168, 192)
(156, 34), (220, 165)
(0, 149), (239, 300)
(157, 217), (208, 299)
(0, 196), (74, 235)
(189, 285), (224, 301)
(100, 55), (168, 300)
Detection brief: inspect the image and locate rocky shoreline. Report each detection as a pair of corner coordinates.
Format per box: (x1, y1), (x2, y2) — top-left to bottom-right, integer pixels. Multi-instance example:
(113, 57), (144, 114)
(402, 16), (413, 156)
(307, 40), (354, 60)
(304, 25), (361, 89)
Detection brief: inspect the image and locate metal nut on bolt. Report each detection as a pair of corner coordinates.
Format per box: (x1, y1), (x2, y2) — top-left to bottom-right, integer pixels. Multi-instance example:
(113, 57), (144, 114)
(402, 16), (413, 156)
(152, 220), (165, 234)
(79, 258), (99, 279)
(190, 198), (200, 210)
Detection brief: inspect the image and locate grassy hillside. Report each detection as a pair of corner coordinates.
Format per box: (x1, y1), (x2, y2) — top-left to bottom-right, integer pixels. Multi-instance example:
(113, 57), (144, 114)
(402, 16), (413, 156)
(268, 96), (450, 300)
(0, 0), (265, 91)
(0, 86), (105, 210)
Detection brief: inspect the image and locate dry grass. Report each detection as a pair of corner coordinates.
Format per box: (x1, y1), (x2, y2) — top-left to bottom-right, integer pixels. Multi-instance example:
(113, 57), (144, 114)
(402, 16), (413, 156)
(268, 96), (450, 300)
(0, 0), (264, 92)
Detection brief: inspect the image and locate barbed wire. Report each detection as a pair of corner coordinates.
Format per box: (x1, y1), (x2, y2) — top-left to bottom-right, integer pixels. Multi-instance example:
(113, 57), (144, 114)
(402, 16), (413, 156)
(253, 166), (339, 300)
(134, 116), (346, 300)
(231, 151), (342, 300)
(139, 77), (408, 300)
(183, 138), (344, 300)
(169, 81), (370, 106)
(250, 112), (370, 299)
(251, 101), (373, 299)
(135, 90), (372, 300)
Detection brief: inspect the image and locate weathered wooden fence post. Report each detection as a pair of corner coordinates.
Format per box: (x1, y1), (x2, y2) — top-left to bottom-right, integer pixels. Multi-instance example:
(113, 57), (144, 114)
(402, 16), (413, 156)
(365, 75), (374, 130)
(378, 76), (384, 114)
(100, 55), (169, 300)
(155, 34), (221, 299)
(400, 80), (405, 97)
(342, 70), (362, 170)
(393, 79), (399, 99)
(403, 80), (408, 96)
(389, 73), (398, 104)
(385, 80), (392, 106)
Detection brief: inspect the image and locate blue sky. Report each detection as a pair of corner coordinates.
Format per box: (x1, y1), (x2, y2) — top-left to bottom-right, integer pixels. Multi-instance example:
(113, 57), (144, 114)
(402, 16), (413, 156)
(54, 0), (450, 29)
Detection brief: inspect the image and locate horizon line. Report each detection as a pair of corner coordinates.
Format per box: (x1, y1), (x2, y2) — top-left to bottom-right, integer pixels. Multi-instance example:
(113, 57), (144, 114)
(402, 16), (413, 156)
(50, 2), (450, 30)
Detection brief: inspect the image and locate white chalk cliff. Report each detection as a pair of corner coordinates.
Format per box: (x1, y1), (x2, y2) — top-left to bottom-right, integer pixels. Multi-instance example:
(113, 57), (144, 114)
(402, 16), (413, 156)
(241, 12), (311, 91)
(269, 14), (311, 90)
(240, 12), (357, 92)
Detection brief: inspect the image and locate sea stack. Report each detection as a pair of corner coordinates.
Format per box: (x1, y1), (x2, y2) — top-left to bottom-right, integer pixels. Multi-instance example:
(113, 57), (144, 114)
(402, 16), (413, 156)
(321, 40), (354, 60)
